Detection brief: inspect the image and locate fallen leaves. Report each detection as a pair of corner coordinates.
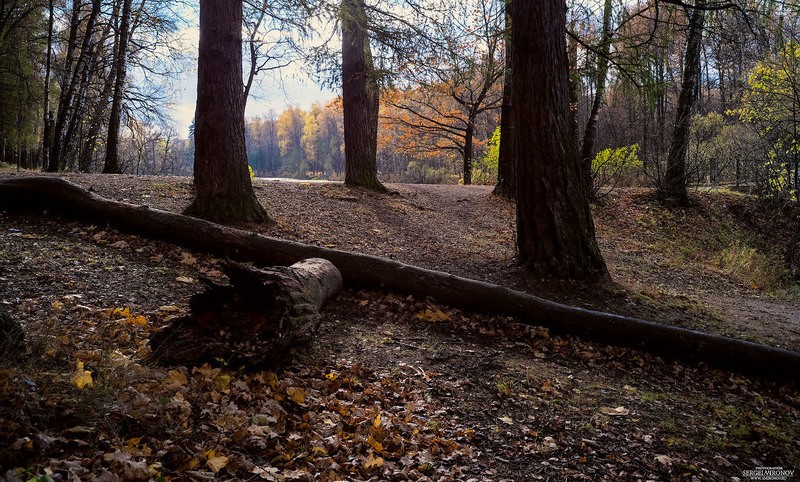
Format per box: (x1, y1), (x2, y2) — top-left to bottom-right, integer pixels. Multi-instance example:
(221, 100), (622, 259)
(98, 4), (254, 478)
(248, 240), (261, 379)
(70, 360), (93, 389)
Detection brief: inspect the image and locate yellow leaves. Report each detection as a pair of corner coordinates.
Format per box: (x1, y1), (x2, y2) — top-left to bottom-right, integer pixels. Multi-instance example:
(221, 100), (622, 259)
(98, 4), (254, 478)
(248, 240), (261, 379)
(175, 276), (194, 284)
(203, 449), (229, 473)
(415, 307), (450, 323)
(71, 360), (93, 389)
(163, 369), (188, 387)
(367, 435), (384, 453)
(287, 387), (306, 405)
(100, 306), (149, 326)
(215, 374), (231, 391)
(364, 454), (384, 470)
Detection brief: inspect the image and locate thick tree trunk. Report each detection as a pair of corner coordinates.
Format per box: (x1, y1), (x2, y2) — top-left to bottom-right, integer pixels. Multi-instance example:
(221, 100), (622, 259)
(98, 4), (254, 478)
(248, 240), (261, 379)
(580, 0), (613, 198)
(185, 0), (269, 223)
(493, 3), (515, 200)
(660, 2), (705, 206)
(150, 259), (342, 367)
(341, 0), (386, 192)
(1, 176), (798, 382)
(103, 0), (132, 174)
(511, 0), (607, 279)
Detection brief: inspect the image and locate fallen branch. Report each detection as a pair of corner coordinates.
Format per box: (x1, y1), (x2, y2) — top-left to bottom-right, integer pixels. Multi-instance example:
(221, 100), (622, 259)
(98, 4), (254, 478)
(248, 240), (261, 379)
(0, 176), (798, 382)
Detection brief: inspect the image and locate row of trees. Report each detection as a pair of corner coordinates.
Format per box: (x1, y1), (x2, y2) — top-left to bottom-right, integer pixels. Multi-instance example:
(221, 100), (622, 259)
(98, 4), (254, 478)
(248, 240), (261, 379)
(4, 0), (800, 281)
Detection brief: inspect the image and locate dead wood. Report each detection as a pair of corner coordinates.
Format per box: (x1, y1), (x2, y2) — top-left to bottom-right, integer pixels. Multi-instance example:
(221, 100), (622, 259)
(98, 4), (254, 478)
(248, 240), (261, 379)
(0, 176), (798, 382)
(149, 259), (342, 366)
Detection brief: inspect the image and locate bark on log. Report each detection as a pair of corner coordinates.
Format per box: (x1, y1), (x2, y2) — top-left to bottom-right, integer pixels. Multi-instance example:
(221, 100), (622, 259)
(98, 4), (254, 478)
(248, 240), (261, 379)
(149, 259), (342, 366)
(0, 176), (798, 382)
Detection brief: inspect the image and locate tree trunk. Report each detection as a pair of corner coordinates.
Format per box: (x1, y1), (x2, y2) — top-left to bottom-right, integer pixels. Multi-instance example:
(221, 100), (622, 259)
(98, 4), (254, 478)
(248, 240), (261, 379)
(511, 0), (608, 279)
(185, 0), (269, 224)
(580, 0), (613, 198)
(341, 0), (387, 192)
(41, 0), (54, 172)
(492, 6), (515, 200)
(660, 1), (705, 206)
(463, 121), (474, 185)
(0, 176), (798, 382)
(150, 259), (342, 367)
(49, 0), (101, 172)
(103, 0), (132, 174)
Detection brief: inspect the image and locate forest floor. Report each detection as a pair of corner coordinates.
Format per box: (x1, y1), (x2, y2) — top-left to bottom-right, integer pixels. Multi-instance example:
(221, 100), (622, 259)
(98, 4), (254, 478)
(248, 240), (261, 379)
(0, 171), (799, 481)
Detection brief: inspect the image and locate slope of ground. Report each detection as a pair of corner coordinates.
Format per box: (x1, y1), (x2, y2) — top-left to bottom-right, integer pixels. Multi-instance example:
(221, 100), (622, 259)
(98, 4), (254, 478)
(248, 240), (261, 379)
(0, 172), (798, 480)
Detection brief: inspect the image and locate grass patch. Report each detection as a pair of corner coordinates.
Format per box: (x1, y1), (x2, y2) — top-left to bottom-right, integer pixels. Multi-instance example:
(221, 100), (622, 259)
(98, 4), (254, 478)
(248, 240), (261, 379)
(717, 240), (787, 290)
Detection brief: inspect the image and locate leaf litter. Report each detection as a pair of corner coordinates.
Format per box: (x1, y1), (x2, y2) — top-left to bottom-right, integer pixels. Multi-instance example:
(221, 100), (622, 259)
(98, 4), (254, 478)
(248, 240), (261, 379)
(0, 179), (798, 480)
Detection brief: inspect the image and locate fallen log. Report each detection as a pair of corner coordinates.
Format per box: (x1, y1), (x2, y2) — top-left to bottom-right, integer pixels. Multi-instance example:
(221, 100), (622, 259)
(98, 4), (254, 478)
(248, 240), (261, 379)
(149, 259), (342, 366)
(0, 176), (798, 382)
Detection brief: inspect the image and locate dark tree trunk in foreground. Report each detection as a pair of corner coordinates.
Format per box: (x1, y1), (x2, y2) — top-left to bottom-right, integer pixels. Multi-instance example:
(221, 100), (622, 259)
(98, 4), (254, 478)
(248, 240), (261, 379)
(150, 259), (342, 366)
(493, 2), (515, 200)
(1, 176), (798, 383)
(580, 0), (613, 197)
(659, 1), (705, 205)
(102, 0), (132, 174)
(511, 0), (607, 279)
(341, 0), (387, 192)
(185, 0), (269, 223)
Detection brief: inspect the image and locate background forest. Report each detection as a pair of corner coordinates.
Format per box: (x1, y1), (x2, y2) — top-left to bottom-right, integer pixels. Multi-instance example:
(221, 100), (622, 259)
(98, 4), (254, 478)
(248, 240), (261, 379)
(3, 0), (800, 200)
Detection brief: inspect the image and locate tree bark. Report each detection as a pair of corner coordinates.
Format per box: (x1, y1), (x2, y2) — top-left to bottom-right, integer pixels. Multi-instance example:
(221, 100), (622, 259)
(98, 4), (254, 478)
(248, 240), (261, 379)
(463, 122), (474, 185)
(103, 0), (132, 174)
(185, 0), (269, 223)
(580, 0), (613, 198)
(493, 2), (515, 200)
(41, 0), (54, 172)
(511, 0), (608, 279)
(1, 176), (798, 382)
(659, 1), (705, 206)
(150, 259), (342, 367)
(49, 0), (102, 172)
(341, 0), (387, 192)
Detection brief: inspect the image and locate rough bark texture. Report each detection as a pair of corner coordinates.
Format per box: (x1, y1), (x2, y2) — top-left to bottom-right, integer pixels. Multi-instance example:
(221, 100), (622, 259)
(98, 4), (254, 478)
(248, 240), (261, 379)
(493, 3), (515, 200)
(341, 0), (387, 192)
(1, 176), (799, 382)
(102, 0), (132, 174)
(660, 2), (705, 206)
(511, 0), (608, 279)
(150, 259), (342, 367)
(185, 0), (269, 223)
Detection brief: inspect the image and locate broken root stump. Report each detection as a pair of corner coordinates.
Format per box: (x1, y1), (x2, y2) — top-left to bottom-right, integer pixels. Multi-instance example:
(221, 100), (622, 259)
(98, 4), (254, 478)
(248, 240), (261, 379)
(149, 258), (342, 366)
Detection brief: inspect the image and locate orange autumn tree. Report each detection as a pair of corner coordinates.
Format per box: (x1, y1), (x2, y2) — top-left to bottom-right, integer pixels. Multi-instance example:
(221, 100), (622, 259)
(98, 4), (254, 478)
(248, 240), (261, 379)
(384, 0), (505, 185)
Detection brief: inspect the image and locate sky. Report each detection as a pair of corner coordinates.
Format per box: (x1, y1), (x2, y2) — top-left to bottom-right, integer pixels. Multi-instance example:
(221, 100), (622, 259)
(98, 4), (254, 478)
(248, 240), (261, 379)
(168, 27), (337, 139)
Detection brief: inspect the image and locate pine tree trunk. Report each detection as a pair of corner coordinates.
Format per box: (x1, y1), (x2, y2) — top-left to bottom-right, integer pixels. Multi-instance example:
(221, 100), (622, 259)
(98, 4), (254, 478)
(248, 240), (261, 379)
(512, 0), (607, 279)
(184, 0), (269, 224)
(660, 1), (705, 205)
(341, 0), (387, 192)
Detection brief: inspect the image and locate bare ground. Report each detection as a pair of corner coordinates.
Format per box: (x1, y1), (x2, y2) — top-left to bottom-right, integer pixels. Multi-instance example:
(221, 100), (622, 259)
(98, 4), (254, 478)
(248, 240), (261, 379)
(0, 172), (799, 481)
